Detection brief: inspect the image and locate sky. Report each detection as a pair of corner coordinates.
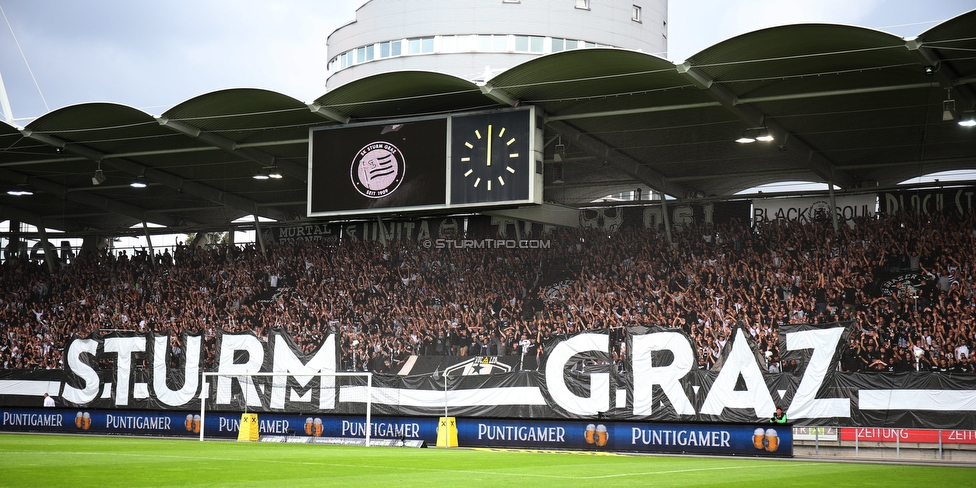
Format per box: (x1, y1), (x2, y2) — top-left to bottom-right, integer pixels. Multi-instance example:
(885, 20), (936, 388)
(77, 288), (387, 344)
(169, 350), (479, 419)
(0, 0), (974, 124)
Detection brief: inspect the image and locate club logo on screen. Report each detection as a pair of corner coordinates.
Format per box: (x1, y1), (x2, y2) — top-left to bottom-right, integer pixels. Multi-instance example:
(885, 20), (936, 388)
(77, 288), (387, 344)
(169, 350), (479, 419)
(350, 142), (405, 198)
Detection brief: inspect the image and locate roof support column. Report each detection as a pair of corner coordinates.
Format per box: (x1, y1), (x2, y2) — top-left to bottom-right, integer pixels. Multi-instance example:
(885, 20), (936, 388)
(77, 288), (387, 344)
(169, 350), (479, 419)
(37, 224), (55, 273)
(828, 185), (839, 235)
(660, 194), (673, 246)
(227, 225), (235, 252)
(376, 216), (388, 248)
(254, 214), (266, 255)
(142, 221), (155, 265)
(4, 219), (19, 263)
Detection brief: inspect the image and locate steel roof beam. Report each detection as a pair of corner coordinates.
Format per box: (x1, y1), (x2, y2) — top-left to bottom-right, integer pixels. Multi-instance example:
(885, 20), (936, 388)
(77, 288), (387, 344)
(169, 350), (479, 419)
(668, 167), (816, 182)
(547, 119), (695, 199)
(1, 138), (312, 170)
(676, 62), (855, 189)
(546, 101), (722, 122)
(479, 82), (520, 107)
(545, 83), (932, 124)
(21, 131), (291, 224)
(906, 39), (976, 112)
(100, 157), (292, 223)
(308, 103), (350, 124)
(155, 117), (306, 180)
(0, 204), (74, 233)
(0, 165), (174, 228)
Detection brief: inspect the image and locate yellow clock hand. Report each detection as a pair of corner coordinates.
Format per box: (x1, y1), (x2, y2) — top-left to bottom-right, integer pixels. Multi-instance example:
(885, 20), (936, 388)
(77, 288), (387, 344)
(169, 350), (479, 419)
(486, 124), (492, 166)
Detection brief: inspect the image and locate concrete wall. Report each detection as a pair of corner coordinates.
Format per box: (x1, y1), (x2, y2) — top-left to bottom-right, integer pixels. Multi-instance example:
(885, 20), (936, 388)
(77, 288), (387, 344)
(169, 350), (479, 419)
(326, 0), (668, 89)
(794, 439), (976, 464)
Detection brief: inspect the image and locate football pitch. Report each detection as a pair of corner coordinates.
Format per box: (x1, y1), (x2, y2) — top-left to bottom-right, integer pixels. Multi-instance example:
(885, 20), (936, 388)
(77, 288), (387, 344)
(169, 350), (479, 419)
(1, 434), (973, 487)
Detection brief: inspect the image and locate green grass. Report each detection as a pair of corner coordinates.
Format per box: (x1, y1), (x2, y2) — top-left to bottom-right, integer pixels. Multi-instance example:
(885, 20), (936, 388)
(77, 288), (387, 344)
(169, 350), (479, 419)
(1, 433), (973, 487)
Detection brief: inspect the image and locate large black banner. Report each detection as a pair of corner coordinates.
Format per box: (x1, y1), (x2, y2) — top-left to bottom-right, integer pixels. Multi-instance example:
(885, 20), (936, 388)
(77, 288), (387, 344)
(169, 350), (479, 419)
(263, 201), (753, 247)
(1, 324), (974, 428)
(579, 201), (752, 233)
(878, 186), (976, 217)
(262, 215), (535, 246)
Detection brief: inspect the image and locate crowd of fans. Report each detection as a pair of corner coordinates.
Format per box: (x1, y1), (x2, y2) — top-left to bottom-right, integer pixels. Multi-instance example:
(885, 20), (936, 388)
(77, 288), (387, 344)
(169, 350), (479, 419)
(0, 210), (973, 376)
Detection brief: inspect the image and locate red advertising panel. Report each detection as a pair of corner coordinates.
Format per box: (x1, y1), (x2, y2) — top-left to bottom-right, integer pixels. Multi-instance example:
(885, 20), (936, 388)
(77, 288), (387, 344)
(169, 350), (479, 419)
(840, 428), (976, 444)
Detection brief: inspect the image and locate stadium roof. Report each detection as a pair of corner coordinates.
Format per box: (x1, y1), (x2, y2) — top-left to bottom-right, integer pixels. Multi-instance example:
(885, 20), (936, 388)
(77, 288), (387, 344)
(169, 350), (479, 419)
(0, 10), (974, 236)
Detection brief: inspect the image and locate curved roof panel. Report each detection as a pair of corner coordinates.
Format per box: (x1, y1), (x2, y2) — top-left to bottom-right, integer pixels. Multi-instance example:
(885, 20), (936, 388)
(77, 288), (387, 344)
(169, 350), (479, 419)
(0, 12), (974, 236)
(313, 71), (493, 120)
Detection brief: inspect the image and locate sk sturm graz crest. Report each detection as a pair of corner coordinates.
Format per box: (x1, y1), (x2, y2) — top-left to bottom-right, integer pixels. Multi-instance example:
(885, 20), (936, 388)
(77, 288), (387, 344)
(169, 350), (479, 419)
(351, 142), (405, 198)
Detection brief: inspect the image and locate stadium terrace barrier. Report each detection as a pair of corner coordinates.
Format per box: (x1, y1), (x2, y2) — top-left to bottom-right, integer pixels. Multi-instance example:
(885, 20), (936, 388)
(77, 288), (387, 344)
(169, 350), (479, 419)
(2, 325), (976, 428)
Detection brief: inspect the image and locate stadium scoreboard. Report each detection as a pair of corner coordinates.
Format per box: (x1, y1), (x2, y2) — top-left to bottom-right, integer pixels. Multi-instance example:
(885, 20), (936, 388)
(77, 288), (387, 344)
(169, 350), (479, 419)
(307, 107), (541, 217)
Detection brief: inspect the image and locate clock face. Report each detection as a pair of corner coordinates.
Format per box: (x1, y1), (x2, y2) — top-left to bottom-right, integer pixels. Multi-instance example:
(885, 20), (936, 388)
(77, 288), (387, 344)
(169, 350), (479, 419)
(450, 110), (531, 205)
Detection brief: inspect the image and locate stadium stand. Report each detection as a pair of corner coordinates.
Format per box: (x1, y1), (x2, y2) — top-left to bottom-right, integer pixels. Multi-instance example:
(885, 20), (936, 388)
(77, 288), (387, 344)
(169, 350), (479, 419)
(1, 210), (973, 376)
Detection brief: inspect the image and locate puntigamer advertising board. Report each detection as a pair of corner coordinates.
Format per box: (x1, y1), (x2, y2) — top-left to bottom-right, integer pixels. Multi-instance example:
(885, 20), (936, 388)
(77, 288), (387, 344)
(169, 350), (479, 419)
(0, 407), (792, 457)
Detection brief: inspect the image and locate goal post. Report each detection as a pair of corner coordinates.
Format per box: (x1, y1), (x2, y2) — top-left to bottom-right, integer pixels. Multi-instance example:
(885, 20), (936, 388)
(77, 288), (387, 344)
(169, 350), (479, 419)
(198, 371), (372, 444)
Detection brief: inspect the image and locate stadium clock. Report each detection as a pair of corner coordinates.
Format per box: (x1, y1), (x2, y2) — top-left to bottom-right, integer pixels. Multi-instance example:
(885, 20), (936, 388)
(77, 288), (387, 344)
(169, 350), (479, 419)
(450, 109), (531, 205)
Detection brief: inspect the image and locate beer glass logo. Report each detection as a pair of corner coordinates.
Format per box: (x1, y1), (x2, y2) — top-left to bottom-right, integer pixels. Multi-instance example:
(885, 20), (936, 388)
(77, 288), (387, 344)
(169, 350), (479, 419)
(75, 412), (91, 430)
(185, 414), (202, 433)
(585, 424), (608, 447)
(764, 428), (779, 452)
(305, 417), (323, 437)
(351, 142), (405, 198)
(753, 428), (780, 452)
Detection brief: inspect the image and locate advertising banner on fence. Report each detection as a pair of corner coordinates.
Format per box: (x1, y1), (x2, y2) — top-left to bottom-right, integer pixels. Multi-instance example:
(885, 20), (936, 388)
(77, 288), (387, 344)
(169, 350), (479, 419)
(0, 406), (789, 456)
(1, 324), (975, 429)
(751, 195), (876, 226)
(0, 407), (439, 443)
(458, 418), (792, 457)
(839, 428), (976, 445)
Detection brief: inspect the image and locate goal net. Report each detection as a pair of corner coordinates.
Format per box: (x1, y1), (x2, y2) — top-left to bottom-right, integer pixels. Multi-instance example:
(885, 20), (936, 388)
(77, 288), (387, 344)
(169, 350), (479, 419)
(198, 371), (372, 444)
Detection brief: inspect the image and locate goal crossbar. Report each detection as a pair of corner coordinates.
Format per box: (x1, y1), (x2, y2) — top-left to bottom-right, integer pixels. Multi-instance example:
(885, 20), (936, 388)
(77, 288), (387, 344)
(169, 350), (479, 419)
(198, 371), (372, 444)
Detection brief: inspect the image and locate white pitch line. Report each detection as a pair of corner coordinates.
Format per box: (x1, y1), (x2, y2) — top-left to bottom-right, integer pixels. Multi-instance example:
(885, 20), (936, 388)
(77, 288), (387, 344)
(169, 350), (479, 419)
(1, 447), (808, 481)
(582, 464), (788, 479)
